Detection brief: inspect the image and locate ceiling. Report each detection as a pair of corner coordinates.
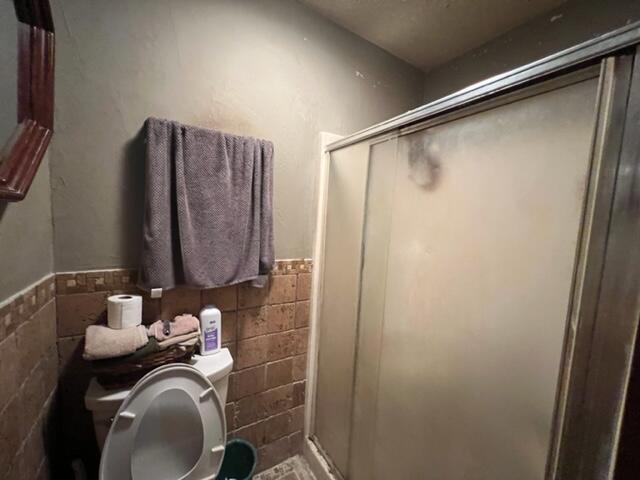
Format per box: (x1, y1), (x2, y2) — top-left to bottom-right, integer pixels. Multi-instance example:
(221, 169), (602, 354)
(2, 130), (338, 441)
(299, 0), (568, 72)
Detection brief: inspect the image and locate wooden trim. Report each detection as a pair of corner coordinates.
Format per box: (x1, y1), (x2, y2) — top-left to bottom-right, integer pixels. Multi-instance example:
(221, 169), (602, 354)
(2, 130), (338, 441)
(0, 0), (55, 201)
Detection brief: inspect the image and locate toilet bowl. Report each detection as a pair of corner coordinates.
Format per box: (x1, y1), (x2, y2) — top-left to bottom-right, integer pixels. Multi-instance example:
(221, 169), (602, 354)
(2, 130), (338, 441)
(84, 348), (233, 480)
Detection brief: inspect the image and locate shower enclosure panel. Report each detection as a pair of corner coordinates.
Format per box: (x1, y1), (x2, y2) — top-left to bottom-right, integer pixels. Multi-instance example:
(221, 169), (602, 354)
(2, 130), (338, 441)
(358, 75), (600, 480)
(309, 51), (640, 480)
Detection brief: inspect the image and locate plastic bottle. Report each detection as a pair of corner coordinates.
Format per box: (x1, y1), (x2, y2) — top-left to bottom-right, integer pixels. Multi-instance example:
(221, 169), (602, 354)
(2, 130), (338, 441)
(199, 305), (221, 355)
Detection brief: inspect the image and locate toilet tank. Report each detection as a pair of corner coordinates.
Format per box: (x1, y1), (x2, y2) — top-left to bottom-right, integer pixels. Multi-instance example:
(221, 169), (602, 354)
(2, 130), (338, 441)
(85, 348), (233, 449)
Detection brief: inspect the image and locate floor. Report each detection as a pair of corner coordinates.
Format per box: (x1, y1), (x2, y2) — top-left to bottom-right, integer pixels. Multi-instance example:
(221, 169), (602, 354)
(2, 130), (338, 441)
(255, 455), (317, 480)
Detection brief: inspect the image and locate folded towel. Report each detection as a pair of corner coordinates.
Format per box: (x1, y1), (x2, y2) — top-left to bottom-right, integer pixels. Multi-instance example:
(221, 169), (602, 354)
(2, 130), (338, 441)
(83, 325), (149, 361)
(148, 314), (200, 341)
(138, 118), (274, 290)
(90, 337), (162, 368)
(157, 330), (200, 350)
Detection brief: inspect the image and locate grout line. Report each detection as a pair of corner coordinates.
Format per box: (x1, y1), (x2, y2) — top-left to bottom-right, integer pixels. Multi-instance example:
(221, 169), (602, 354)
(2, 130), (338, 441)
(1, 348), (57, 416)
(14, 389), (57, 469)
(35, 455), (48, 478)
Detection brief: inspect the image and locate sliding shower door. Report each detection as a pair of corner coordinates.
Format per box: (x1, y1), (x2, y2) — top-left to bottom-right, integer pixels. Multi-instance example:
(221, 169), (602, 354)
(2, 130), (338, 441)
(360, 74), (599, 480)
(313, 67), (607, 479)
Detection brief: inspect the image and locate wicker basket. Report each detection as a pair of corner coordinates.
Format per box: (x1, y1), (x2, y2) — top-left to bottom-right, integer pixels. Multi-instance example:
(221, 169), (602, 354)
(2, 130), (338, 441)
(92, 343), (198, 390)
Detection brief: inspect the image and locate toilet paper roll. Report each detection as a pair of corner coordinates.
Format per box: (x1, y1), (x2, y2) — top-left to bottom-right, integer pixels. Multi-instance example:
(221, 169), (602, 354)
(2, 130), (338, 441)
(107, 294), (143, 329)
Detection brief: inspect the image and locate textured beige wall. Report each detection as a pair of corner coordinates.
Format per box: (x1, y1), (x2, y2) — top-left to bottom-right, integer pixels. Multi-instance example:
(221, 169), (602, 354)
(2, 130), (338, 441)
(0, 155), (55, 301)
(0, 276), (57, 480)
(49, 0), (424, 271)
(422, 0), (640, 102)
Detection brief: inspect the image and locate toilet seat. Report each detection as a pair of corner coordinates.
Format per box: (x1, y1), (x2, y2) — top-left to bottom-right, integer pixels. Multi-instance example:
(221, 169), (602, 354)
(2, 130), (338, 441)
(99, 363), (227, 480)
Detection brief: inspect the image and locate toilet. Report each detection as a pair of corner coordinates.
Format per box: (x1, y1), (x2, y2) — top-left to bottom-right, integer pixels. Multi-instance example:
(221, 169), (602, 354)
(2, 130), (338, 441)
(84, 348), (233, 480)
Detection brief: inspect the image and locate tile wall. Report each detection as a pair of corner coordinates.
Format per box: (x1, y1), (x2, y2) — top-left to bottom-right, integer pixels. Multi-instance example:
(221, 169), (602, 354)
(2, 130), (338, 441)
(0, 276), (57, 479)
(55, 259), (312, 475)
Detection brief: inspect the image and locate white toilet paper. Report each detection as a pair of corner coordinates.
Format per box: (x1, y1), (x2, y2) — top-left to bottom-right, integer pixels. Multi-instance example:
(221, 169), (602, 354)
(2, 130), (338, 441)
(107, 294), (143, 329)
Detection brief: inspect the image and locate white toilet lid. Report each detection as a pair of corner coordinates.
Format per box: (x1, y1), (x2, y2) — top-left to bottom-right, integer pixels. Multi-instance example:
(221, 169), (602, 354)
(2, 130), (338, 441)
(99, 363), (226, 480)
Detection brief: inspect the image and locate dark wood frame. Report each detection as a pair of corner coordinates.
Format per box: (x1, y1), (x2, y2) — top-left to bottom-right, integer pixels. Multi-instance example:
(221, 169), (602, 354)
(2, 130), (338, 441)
(0, 0), (54, 201)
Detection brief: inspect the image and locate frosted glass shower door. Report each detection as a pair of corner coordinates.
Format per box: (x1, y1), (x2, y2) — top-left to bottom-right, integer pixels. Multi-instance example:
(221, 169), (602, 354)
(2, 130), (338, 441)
(314, 142), (370, 476)
(355, 76), (600, 479)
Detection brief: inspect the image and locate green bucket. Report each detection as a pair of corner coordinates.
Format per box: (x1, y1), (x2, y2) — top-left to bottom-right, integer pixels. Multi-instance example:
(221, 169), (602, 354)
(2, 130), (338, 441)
(216, 439), (258, 480)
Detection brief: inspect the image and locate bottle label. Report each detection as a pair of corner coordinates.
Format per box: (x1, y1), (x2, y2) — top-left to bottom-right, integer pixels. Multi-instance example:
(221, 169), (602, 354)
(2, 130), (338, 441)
(204, 328), (218, 351)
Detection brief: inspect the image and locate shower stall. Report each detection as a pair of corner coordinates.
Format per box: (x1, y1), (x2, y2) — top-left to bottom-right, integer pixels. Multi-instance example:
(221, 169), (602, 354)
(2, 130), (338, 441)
(305, 25), (640, 480)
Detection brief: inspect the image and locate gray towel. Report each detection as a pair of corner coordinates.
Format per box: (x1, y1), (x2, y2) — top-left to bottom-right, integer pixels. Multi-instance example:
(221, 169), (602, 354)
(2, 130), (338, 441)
(139, 118), (274, 289)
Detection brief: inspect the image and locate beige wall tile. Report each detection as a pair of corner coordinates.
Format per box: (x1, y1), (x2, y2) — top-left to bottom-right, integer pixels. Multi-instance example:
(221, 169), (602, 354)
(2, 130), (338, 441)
(233, 382), (295, 432)
(1, 277), (101, 478)
(14, 424), (44, 480)
(0, 396), (23, 473)
(294, 300), (310, 328)
(20, 362), (46, 438)
(56, 292), (109, 337)
(292, 354), (307, 382)
(267, 331), (296, 362)
(265, 358), (293, 389)
(237, 336), (268, 369)
(266, 304), (295, 333)
(238, 307), (268, 340)
(202, 285), (238, 312)
(221, 311), (237, 344)
(6, 296), (30, 340)
(259, 384), (293, 418)
(294, 328), (309, 355)
(36, 283), (48, 310)
(227, 373), (237, 402)
(223, 342), (238, 371)
(0, 303), (14, 342)
(225, 402), (237, 431)
(263, 410), (293, 443)
(289, 430), (304, 455)
(271, 259), (313, 276)
(42, 346), (58, 397)
(258, 434), (291, 472)
(15, 317), (41, 381)
(296, 273), (311, 301)
(22, 287), (38, 318)
(231, 420), (266, 448)
(238, 281), (270, 309)
(37, 300), (58, 353)
(234, 365), (266, 399)
(160, 287), (201, 319)
(56, 270), (137, 295)
(268, 276), (297, 305)
(57, 335), (85, 374)
(293, 381), (306, 407)
(0, 334), (18, 412)
(290, 405), (305, 433)
(54, 274), (74, 295)
(235, 394), (261, 428)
